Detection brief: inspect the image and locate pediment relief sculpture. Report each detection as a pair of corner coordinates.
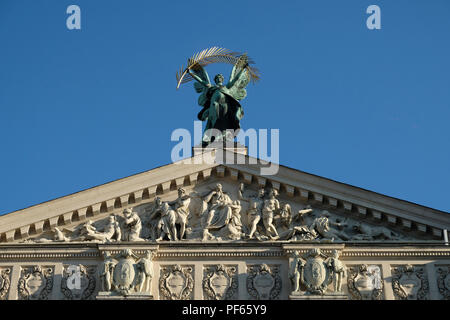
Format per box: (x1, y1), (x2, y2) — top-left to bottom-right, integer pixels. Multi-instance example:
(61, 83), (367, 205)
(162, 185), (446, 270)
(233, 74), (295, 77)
(18, 179), (417, 244)
(98, 249), (155, 297)
(392, 265), (429, 300)
(18, 266), (54, 300)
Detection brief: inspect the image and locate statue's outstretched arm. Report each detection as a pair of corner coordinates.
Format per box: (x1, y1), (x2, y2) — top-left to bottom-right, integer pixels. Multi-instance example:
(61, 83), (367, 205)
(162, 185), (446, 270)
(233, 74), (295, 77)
(227, 63), (249, 89)
(188, 69), (209, 87)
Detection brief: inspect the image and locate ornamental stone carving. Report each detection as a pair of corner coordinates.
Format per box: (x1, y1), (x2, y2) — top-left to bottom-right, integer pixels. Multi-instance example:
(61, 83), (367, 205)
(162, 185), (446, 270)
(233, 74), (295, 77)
(97, 249), (155, 298)
(347, 265), (383, 300)
(18, 181), (418, 245)
(391, 265), (429, 300)
(61, 264), (97, 300)
(202, 264), (238, 300)
(159, 264), (194, 300)
(0, 267), (11, 300)
(247, 264), (282, 300)
(436, 265), (450, 300)
(18, 266), (54, 300)
(289, 248), (346, 296)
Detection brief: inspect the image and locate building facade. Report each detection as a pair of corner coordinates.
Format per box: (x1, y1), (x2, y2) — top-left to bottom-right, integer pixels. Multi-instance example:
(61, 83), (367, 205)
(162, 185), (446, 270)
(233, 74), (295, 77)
(0, 147), (449, 300)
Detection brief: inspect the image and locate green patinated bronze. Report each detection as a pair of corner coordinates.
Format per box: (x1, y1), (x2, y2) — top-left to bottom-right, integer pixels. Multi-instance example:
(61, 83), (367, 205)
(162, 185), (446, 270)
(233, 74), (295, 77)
(176, 48), (259, 146)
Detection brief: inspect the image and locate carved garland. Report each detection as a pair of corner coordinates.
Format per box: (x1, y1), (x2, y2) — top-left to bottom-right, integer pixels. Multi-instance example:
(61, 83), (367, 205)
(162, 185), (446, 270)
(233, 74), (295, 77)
(0, 268), (11, 300)
(159, 265), (194, 300)
(246, 264), (282, 300)
(18, 266), (54, 300)
(202, 265), (238, 300)
(391, 265), (429, 300)
(60, 265), (97, 300)
(347, 265), (383, 300)
(436, 266), (450, 300)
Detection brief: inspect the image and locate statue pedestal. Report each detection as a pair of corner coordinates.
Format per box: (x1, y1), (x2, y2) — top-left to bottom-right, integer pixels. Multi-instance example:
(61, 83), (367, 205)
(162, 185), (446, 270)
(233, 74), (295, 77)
(96, 291), (154, 300)
(289, 292), (348, 300)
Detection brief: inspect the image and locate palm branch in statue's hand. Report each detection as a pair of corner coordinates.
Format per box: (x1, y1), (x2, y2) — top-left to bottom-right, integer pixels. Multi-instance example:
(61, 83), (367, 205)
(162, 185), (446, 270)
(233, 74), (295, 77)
(176, 47), (259, 89)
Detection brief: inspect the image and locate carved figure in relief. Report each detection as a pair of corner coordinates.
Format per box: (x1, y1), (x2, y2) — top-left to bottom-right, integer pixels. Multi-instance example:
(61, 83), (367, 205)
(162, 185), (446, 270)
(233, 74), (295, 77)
(76, 220), (110, 242)
(327, 250), (346, 293)
(53, 227), (69, 242)
(278, 205), (317, 241)
(278, 203), (292, 229)
(201, 183), (234, 240)
(238, 183), (265, 239)
(135, 251), (154, 293)
(352, 222), (401, 241)
(289, 250), (302, 293)
(123, 208), (144, 241)
(262, 189), (280, 239)
(156, 202), (178, 241)
(168, 188), (191, 240)
(100, 252), (116, 292)
(218, 200), (244, 240)
(309, 211), (350, 241)
(104, 215), (122, 242)
(147, 197), (165, 240)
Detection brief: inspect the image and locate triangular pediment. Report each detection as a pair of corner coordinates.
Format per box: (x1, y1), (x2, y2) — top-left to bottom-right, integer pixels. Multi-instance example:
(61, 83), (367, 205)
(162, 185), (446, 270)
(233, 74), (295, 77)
(0, 147), (448, 244)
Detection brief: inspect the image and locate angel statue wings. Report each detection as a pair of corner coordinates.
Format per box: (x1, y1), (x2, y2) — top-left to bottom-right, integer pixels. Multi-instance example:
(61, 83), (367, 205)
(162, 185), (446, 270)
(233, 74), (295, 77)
(176, 47), (260, 146)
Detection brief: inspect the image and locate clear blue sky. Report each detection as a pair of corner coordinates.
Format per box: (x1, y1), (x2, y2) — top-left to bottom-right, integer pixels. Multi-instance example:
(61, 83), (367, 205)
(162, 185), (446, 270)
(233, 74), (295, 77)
(0, 0), (449, 215)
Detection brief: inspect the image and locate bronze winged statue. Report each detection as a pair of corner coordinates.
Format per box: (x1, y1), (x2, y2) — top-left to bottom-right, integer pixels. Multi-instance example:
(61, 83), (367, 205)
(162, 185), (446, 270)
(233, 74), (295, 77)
(176, 47), (260, 146)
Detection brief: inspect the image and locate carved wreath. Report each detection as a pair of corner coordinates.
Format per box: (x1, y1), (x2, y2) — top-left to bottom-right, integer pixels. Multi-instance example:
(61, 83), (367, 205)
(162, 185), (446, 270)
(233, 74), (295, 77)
(246, 264), (282, 300)
(347, 265), (383, 300)
(391, 266), (429, 300)
(159, 265), (194, 300)
(0, 268), (11, 300)
(436, 266), (450, 300)
(18, 266), (54, 300)
(202, 265), (238, 300)
(60, 265), (97, 300)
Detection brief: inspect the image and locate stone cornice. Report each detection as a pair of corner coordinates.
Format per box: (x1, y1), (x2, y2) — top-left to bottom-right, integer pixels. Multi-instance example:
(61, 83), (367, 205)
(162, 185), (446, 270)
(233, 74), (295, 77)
(0, 242), (449, 261)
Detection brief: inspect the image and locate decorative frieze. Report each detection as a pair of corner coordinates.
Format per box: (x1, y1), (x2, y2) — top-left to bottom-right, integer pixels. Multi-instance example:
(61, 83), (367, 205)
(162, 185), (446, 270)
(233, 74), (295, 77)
(246, 264), (282, 300)
(391, 265), (429, 300)
(18, 266), (54, 300)
(202, 264), (238, 300)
